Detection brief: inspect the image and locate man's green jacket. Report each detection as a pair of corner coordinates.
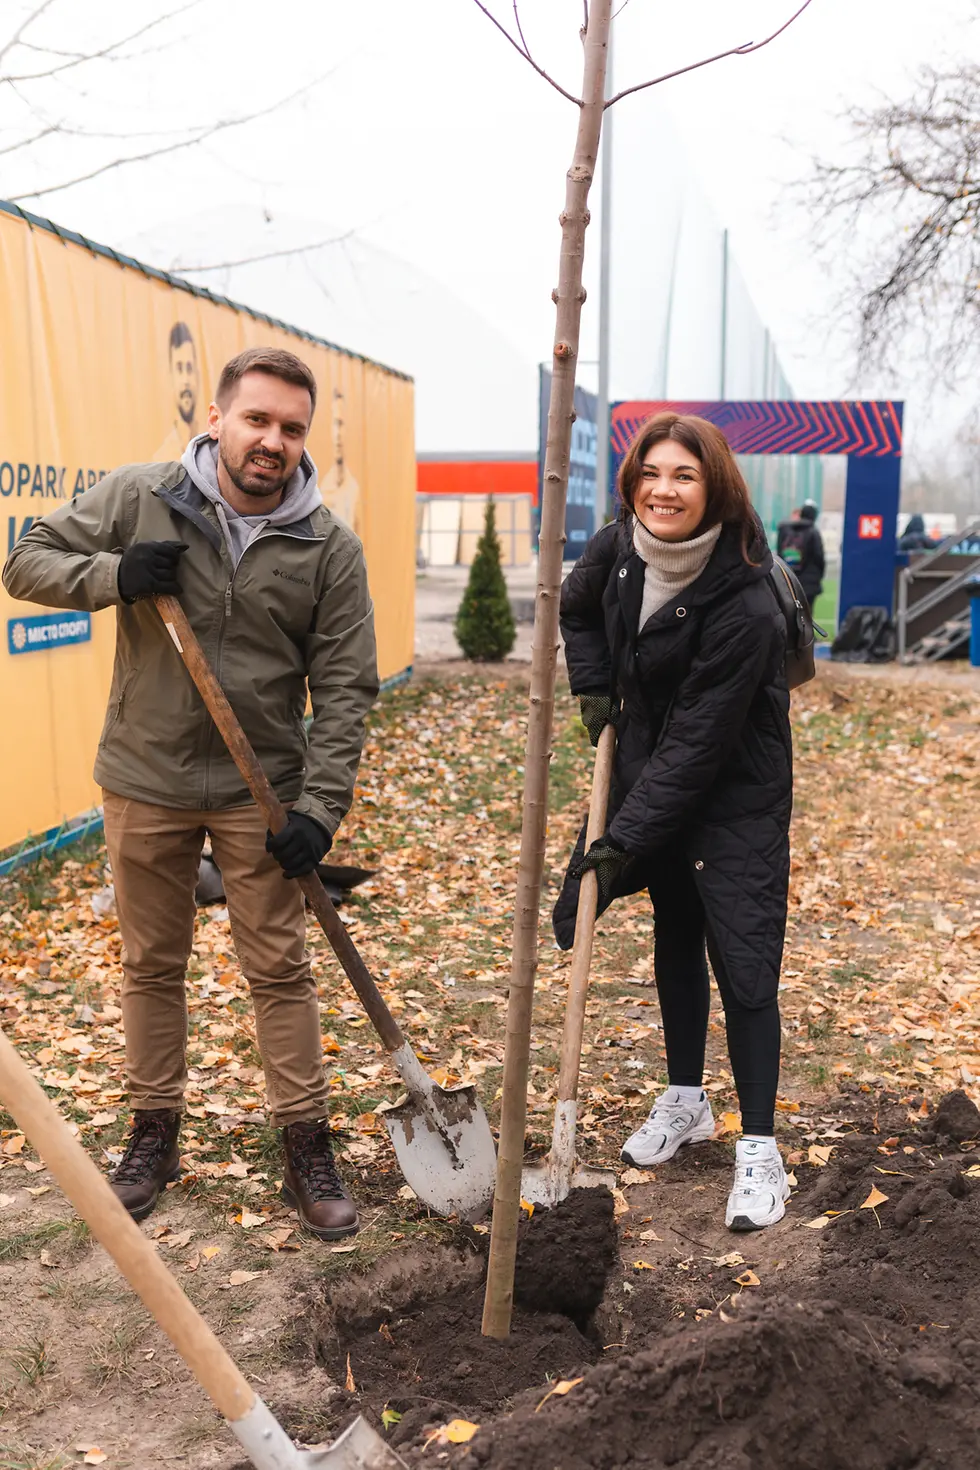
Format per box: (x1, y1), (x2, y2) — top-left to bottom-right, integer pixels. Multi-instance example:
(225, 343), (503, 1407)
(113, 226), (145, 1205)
(2, 460), (380, 836)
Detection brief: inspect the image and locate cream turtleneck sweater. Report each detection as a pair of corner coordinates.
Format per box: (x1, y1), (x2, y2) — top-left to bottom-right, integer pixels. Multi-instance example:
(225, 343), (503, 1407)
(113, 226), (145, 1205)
(633, 516), (722, 629)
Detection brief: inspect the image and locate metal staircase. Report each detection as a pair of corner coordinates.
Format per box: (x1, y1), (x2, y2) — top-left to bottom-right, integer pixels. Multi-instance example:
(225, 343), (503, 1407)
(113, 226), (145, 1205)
(897, 518), (980, 663)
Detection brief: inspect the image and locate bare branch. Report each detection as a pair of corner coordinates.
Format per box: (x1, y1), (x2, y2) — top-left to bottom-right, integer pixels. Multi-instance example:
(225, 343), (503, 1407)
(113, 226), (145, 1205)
(604, 0), (814, 108)
(0, 121), (57, 157)
(0, 3), (203, 84)
(0, 0), (57, 69)
(469, 1), (583, 106)
(8, 73), (330, 201)
(174, 231), (356, 274)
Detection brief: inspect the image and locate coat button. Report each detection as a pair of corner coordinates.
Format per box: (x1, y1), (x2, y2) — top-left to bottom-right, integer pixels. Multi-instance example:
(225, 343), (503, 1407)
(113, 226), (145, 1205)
(618, 567), (628, 580)
(695, 860), (704, 871)
(676, 607), (687, 618)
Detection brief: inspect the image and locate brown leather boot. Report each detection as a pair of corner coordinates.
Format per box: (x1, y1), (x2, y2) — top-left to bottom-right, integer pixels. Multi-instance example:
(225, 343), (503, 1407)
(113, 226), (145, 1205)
(110, 1109), (181, 1221)
(281, 1119), (358, 1240)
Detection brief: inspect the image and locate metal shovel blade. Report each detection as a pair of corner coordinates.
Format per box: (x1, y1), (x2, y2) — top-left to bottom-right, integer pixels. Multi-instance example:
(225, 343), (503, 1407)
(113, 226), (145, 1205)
(384, 1076), (497, 1222)
(520, 1099), (616, 1208)
(294, 1414), (408, 1468)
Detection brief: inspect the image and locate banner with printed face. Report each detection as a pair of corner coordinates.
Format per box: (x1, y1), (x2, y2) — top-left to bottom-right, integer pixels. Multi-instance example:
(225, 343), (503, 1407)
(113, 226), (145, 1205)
(0, 203), (415, 851)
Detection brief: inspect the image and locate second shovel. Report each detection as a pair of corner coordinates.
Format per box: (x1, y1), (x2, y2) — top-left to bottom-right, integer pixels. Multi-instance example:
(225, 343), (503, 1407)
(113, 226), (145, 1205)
(521, 722), (617, 1208)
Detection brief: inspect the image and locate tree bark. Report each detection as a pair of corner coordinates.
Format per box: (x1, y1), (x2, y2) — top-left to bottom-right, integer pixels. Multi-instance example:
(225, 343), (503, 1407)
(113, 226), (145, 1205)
(482, 0), (613, 1340)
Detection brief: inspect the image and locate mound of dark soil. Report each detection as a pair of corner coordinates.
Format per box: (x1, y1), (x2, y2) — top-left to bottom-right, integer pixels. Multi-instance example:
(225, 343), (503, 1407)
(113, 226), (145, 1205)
(434, 1296), (980, 1470)
(920, 1088), (980, 1145)
(514, 1186), (618, 1324)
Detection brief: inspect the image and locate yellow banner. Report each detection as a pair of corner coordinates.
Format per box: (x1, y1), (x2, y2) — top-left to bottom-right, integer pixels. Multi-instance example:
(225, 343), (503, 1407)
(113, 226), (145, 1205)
(0, 204), (415, 851)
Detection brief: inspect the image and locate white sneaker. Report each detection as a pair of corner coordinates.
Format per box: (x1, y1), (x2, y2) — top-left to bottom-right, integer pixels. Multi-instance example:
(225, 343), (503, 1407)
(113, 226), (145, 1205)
(725, 1138), (790, 1231)
(620, 1089), (715, 1167)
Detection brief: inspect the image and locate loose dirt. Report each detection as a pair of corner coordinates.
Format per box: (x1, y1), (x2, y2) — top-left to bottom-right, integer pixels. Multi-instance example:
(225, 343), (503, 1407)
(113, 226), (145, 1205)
(295, 1090), (980, 1468)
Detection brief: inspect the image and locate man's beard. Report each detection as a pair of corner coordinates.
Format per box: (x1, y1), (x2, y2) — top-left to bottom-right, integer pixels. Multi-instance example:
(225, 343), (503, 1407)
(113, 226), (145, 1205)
(221, 446), (290, 498)
(178, 391), (196, 426)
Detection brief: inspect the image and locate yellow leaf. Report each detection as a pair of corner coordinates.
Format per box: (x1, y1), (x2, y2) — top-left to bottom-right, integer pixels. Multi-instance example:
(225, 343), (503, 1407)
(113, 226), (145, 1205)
(535, 1378), (583, 1412)
(620, 1167), (656, 1186)
(381, 1408), (402, 1430)
(804, 1215), (832, 1230)
(964, 1164), (980, 1179)
(444, 1420), (480, 1443)
(735, 1269), (761, 1287)
(861, 1186), (889, 1211)
(715, 1112), (741, 1136)
(632, 1260), (655, 1271)
(1, 1134), (25, 1156)
(519, 1197), (534, 1219)
(345, 1353), (356, 1392)
(89, 1112), (117, 1127)
(611, 1187), (630, 1219)
(200, 1246), (221, 1262)
(238, 1210), (266, 1230)
(807, 1145), (834, 1167)
(711, 1251), (745, 1267)
(226, 1270), (264, 1286)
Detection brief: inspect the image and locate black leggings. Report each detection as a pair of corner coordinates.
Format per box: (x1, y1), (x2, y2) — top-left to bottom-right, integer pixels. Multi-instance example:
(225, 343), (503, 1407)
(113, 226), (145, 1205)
(649, 860), (780, 1136)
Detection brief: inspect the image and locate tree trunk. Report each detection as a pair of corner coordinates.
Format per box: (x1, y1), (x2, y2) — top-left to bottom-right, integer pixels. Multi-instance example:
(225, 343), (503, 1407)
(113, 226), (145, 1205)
(482, 0), (613, 1340)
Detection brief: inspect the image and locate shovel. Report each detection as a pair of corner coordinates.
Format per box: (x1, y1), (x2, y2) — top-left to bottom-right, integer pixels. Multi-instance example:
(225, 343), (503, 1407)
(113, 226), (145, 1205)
(154, 595), (496, 1223)
(0, 1027), (405, 1469)
(521, 722), (617, 1208)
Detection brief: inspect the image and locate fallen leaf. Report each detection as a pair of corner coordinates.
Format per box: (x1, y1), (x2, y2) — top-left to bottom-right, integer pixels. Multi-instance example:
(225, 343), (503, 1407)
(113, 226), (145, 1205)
(90, 1112), (117, 1127)
(804, 1216), (831, 1230)
(345, 1353), (356, 1392)
(620, 1167), (656, 1186)
(2, 1135), (25, 1156)
(396, 1184), (417, 1201)
(611, 1187), (630, 1219)
(638, 1228), (663, 1242)
(964, 1164), (980, 1179)
(443, 1420), (480, 1443)
(83, 1451), (108, 1466)
(535, 1378), (583, 1412)
(39, 1250), (56, 1267)
(711, 1251), (745, 1267)
(200, 1246), (221, 1262)
(0, 1192), (15, 1208)
(23, 1161), (45, 1173)
(238, 1210), (266, 1230)
(735, 1270), (761, 1287)
(519, 1197), (534, 1219)
(25, 1186), (50, 1197)
(785, 1171), (798, 1188)
(861, 1186), (889, 1211)
(632, 1260), (656, 1271)
(381, 1408), (402, 1430)
(715, 1111), (741, 1136)
(225, 1270), (264, 1286)
(807, 1145), (834, 1167)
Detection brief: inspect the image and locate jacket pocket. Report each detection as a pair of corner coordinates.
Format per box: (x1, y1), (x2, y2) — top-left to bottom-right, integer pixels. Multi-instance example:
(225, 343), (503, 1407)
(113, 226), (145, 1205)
(98, 670), (135, 747)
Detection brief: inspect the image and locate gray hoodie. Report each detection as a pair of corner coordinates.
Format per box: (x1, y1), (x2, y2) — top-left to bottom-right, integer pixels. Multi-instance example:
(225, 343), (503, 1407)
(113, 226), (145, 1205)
(181, 434), (323, 566)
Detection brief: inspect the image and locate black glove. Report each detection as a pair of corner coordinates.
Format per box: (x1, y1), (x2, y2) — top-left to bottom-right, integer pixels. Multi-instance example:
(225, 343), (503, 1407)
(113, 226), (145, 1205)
(569, 835), (631, 906)
(579, 693), (617, 748)
(118, 541), (188, 602)
(265, 812), (332, 879)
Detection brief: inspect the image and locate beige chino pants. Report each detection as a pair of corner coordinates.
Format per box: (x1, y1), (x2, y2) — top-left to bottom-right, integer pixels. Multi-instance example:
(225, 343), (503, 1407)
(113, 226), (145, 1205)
(102, 791), (330, 1127)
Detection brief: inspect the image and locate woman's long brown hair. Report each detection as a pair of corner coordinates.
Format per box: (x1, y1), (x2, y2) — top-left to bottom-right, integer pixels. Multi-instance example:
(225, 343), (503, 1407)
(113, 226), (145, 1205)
(617, 412), (760, 561)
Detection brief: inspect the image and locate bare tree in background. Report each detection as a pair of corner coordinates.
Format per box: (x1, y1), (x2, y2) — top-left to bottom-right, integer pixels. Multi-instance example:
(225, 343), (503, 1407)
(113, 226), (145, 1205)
(1, 0), (325, 203)
(803, 64), (980, 380)
(475, 0), (814, 1339)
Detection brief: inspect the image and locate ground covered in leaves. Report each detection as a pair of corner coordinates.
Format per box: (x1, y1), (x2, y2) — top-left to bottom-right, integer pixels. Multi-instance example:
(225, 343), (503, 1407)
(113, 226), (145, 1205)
(1, 661), (980, 1467)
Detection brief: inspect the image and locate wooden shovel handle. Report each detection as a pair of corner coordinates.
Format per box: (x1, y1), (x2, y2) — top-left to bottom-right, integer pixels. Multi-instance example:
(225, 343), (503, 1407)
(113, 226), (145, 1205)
(0, 1027), (254, 1422)
(153, 595), (404, 1055)
(557, 721), (616, 1103)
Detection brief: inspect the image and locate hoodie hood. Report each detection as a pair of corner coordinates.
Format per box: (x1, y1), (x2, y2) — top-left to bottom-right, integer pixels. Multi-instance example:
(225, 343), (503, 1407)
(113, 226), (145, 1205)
(181, 434), (322, 565)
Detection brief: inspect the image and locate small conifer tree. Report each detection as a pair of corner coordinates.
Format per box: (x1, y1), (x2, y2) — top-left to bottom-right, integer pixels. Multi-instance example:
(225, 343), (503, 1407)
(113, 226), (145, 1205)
(454, 499), (516, 661)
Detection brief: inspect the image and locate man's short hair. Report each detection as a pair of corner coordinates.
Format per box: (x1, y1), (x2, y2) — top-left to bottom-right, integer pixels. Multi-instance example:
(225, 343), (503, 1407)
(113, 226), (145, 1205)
(800, 501), (818, 524)
(216, 347), (317, 413)
(169, 321), (195, 354)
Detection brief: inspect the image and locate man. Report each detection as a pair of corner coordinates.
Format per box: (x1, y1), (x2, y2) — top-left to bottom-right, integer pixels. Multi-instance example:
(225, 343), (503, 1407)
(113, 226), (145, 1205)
(3, 347), (379, 1239)
(776, 499), (825, 610)
(153, 322), (201, 460)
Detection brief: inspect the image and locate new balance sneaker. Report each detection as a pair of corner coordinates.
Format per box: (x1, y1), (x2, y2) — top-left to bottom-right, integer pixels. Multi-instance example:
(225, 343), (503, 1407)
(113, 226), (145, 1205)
(725, 1138), (790, 1231)
(620, 1089), (716, 1168)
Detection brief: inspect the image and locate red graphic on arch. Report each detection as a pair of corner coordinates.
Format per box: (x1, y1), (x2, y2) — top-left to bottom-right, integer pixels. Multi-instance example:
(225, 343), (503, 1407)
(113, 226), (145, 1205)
(858, 515), (883, 540)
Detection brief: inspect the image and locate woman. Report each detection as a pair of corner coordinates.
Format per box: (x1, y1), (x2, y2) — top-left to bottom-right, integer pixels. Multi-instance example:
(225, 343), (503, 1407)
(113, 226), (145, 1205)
(554, 413), (793, 1232)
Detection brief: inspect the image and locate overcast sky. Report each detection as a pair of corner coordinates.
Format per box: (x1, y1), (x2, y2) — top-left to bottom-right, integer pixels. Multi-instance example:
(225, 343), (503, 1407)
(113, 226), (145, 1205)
(4, 0), (978, 457)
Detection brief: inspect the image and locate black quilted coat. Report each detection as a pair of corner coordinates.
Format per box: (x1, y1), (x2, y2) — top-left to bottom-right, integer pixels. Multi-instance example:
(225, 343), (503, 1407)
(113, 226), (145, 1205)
(553, 517), (793, 1008)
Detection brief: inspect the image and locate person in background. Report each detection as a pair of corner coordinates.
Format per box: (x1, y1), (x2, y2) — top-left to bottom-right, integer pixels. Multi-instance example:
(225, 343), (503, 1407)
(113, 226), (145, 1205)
(897, 513), (938, 554)
(555, 412), (793, 1233)
(776, 499), (825, 610)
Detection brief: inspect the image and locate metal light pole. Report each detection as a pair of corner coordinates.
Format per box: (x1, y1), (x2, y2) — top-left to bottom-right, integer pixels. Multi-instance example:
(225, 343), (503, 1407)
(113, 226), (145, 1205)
(594, 31), (613, 530)
(720, 227), (729, 400)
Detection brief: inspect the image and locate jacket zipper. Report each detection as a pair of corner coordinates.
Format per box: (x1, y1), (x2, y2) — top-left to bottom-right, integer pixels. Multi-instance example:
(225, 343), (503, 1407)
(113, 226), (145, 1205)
(199, 523), (327, 805)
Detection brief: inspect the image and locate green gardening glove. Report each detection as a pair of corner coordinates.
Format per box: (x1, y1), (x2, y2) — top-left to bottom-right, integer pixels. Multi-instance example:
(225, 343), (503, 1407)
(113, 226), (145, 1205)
(579, 693), (617, 747)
